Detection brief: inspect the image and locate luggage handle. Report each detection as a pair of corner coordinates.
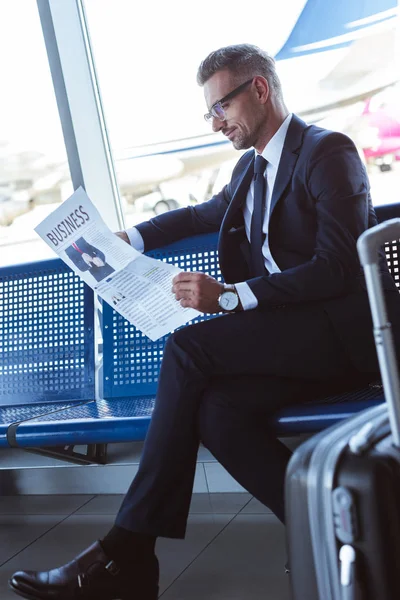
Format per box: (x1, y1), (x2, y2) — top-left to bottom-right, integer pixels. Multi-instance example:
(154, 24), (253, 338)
(357, 219), (400, 448)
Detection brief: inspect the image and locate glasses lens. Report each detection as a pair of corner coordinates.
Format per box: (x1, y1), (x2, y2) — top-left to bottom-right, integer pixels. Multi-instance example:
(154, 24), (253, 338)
(204, 103), (226, 124)
(212, 103), (225, 121)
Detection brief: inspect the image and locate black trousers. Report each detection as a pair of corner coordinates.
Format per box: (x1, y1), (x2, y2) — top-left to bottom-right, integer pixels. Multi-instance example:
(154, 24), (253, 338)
(116, 304), (370, 538)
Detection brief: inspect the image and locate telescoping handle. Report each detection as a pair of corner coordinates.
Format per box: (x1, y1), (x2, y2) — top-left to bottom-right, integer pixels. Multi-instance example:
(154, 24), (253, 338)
(357, 219), (400, 448)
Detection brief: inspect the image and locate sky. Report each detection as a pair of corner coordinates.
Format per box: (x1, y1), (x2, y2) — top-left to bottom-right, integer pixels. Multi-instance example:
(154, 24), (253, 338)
(0, 0), (307, 158)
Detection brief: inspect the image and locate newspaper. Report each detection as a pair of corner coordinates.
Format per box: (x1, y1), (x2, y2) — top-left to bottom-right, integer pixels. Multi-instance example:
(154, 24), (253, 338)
(35, 187), (200, 341)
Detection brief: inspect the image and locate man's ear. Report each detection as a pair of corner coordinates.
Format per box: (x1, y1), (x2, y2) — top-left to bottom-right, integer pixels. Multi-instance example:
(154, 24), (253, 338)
(254, 76), (269, 104)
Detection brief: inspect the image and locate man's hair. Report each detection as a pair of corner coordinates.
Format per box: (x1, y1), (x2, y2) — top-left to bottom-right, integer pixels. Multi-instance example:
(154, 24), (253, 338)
(197, 44), (283, 101)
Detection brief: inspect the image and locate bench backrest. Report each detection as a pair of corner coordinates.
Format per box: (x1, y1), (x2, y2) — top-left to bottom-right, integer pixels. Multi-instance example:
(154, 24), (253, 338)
(102, 233), (220, 398)
(0, 258), (95, 407)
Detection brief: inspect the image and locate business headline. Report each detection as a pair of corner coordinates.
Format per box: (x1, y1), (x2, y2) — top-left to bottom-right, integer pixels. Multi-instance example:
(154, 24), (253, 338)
(45, 205), (90, 247)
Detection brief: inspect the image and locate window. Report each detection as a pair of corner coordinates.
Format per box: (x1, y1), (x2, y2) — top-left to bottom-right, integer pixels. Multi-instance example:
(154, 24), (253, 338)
(83, 0), (304, 222)
(0, 1), (72, 267)
(85, 0), (400, 217)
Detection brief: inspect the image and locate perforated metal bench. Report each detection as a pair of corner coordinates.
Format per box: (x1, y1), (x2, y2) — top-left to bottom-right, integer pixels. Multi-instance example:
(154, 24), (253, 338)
(0, 204), (398, 463)
(0, 259), (95, 459)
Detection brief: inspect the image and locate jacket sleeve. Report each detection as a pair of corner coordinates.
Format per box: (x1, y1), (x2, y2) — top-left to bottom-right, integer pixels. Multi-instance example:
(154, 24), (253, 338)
(65, 247), (89, 272)
(134, 191), (227, 251)
(247, 133), (370, 307)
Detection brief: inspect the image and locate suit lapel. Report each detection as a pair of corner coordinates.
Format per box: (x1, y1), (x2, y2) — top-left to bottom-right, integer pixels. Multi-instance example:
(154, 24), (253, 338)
(221, 153), (254, 231)
(220, 115), (308, 230)
(269, 114), (308, 216)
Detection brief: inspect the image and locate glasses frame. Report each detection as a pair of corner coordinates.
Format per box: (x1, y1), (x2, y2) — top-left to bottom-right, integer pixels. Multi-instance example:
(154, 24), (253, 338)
(204, 78), (254, 124)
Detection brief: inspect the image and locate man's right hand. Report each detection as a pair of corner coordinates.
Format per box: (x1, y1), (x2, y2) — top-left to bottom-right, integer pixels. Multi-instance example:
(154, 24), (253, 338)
(115, 231), (130, 245)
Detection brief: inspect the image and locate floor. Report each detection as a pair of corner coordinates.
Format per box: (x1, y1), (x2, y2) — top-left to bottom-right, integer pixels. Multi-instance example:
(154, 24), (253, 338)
(0, 493), (291, 599)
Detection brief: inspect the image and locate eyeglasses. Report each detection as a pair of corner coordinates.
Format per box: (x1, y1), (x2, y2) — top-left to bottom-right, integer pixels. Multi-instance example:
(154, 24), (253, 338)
(204, 78), (254, 124)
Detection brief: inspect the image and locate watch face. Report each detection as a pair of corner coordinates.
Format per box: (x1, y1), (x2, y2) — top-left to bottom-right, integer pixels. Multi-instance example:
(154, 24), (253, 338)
(219, 291), (239, 311)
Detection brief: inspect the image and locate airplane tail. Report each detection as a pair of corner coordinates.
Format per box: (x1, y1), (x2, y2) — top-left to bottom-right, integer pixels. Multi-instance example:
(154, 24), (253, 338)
(275, 0), (399, 120)
(275, 0), (397, 60)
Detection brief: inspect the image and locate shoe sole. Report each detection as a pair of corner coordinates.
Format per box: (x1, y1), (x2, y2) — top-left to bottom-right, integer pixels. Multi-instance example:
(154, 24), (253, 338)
(9, 580), (43, 600)
(9, 579), (159, 600)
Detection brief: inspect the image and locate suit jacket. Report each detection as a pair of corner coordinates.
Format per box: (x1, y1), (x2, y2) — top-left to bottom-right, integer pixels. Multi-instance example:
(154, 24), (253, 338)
(65, 237), (106, 272)
(65, 237), (115, 282)
(136, 114), (400, 374)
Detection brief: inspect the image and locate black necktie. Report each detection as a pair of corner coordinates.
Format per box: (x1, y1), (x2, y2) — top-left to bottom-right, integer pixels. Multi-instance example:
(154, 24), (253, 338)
(250, 155), (268, 277)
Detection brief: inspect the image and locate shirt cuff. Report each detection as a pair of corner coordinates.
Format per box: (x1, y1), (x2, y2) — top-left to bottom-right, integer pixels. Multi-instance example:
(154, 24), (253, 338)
(126, 227), (145, 253)
(235, 282), (258, 310)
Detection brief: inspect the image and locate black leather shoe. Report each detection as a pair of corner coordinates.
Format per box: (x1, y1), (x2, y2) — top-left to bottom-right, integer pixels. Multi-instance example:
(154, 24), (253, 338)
(9, 541), (159, 600)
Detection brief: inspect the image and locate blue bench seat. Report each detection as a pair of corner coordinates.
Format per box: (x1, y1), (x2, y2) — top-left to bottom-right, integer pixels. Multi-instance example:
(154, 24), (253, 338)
(14, 397), (154, 447)
(0, 402), (86, 448)
(0, 258), (95, 453)
(8, 384), (384, 449)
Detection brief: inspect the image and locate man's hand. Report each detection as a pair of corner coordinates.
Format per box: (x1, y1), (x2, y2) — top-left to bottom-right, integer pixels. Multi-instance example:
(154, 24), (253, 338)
(115, 231), (130, 244)
(81, 252), (93, 266)
(92, 257), (105, 267)
(172, 272), (223, 313)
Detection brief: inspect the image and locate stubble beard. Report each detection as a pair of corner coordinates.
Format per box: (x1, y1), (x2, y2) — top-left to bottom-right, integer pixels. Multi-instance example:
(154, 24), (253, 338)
(231, 130), (253, 151)
(231, 122), (261, 151)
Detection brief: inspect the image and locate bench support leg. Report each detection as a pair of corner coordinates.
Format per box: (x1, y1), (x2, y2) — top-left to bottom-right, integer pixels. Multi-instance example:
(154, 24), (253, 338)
(25, 443), (108, 465)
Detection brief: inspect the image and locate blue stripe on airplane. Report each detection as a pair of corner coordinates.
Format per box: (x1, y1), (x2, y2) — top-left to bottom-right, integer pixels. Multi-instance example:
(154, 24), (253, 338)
(275, 0), (397, 60)
(119, 139), (230, 161)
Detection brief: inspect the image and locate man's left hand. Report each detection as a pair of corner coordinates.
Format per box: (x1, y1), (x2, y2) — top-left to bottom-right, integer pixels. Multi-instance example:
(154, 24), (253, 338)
(172, 272), (223, 313)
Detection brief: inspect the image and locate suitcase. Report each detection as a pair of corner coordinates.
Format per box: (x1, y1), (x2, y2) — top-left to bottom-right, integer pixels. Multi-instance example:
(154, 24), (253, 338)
(285, 219), (400, 600)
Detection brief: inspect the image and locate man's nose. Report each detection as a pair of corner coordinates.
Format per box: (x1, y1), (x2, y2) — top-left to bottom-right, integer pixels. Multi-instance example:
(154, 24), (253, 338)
(212, 115), (225, 133)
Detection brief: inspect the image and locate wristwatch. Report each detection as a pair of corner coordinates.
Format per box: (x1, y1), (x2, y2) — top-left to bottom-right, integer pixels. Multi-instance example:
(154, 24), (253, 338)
(218, 284), (240, 312)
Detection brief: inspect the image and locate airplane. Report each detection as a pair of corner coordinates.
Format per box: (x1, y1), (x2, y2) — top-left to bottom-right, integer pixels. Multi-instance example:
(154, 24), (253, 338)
(0, 0), (398, 225)
(114, 134), (239, 214)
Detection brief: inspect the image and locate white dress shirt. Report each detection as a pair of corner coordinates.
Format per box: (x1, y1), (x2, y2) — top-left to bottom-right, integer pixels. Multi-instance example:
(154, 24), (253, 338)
(126, 113), (293, 311)
(235, 112), (292, 309)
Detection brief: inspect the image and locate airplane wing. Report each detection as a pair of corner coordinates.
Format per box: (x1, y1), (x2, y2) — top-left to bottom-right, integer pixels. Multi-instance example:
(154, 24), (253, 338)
(114, 134), (237, 200)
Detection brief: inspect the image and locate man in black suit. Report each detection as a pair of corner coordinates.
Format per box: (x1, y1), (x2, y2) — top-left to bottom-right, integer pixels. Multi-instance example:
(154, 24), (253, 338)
(10, 44), (400, 600)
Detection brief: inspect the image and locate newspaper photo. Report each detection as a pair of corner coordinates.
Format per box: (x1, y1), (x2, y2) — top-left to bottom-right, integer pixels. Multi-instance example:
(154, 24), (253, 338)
(35, 187), (200, 341)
